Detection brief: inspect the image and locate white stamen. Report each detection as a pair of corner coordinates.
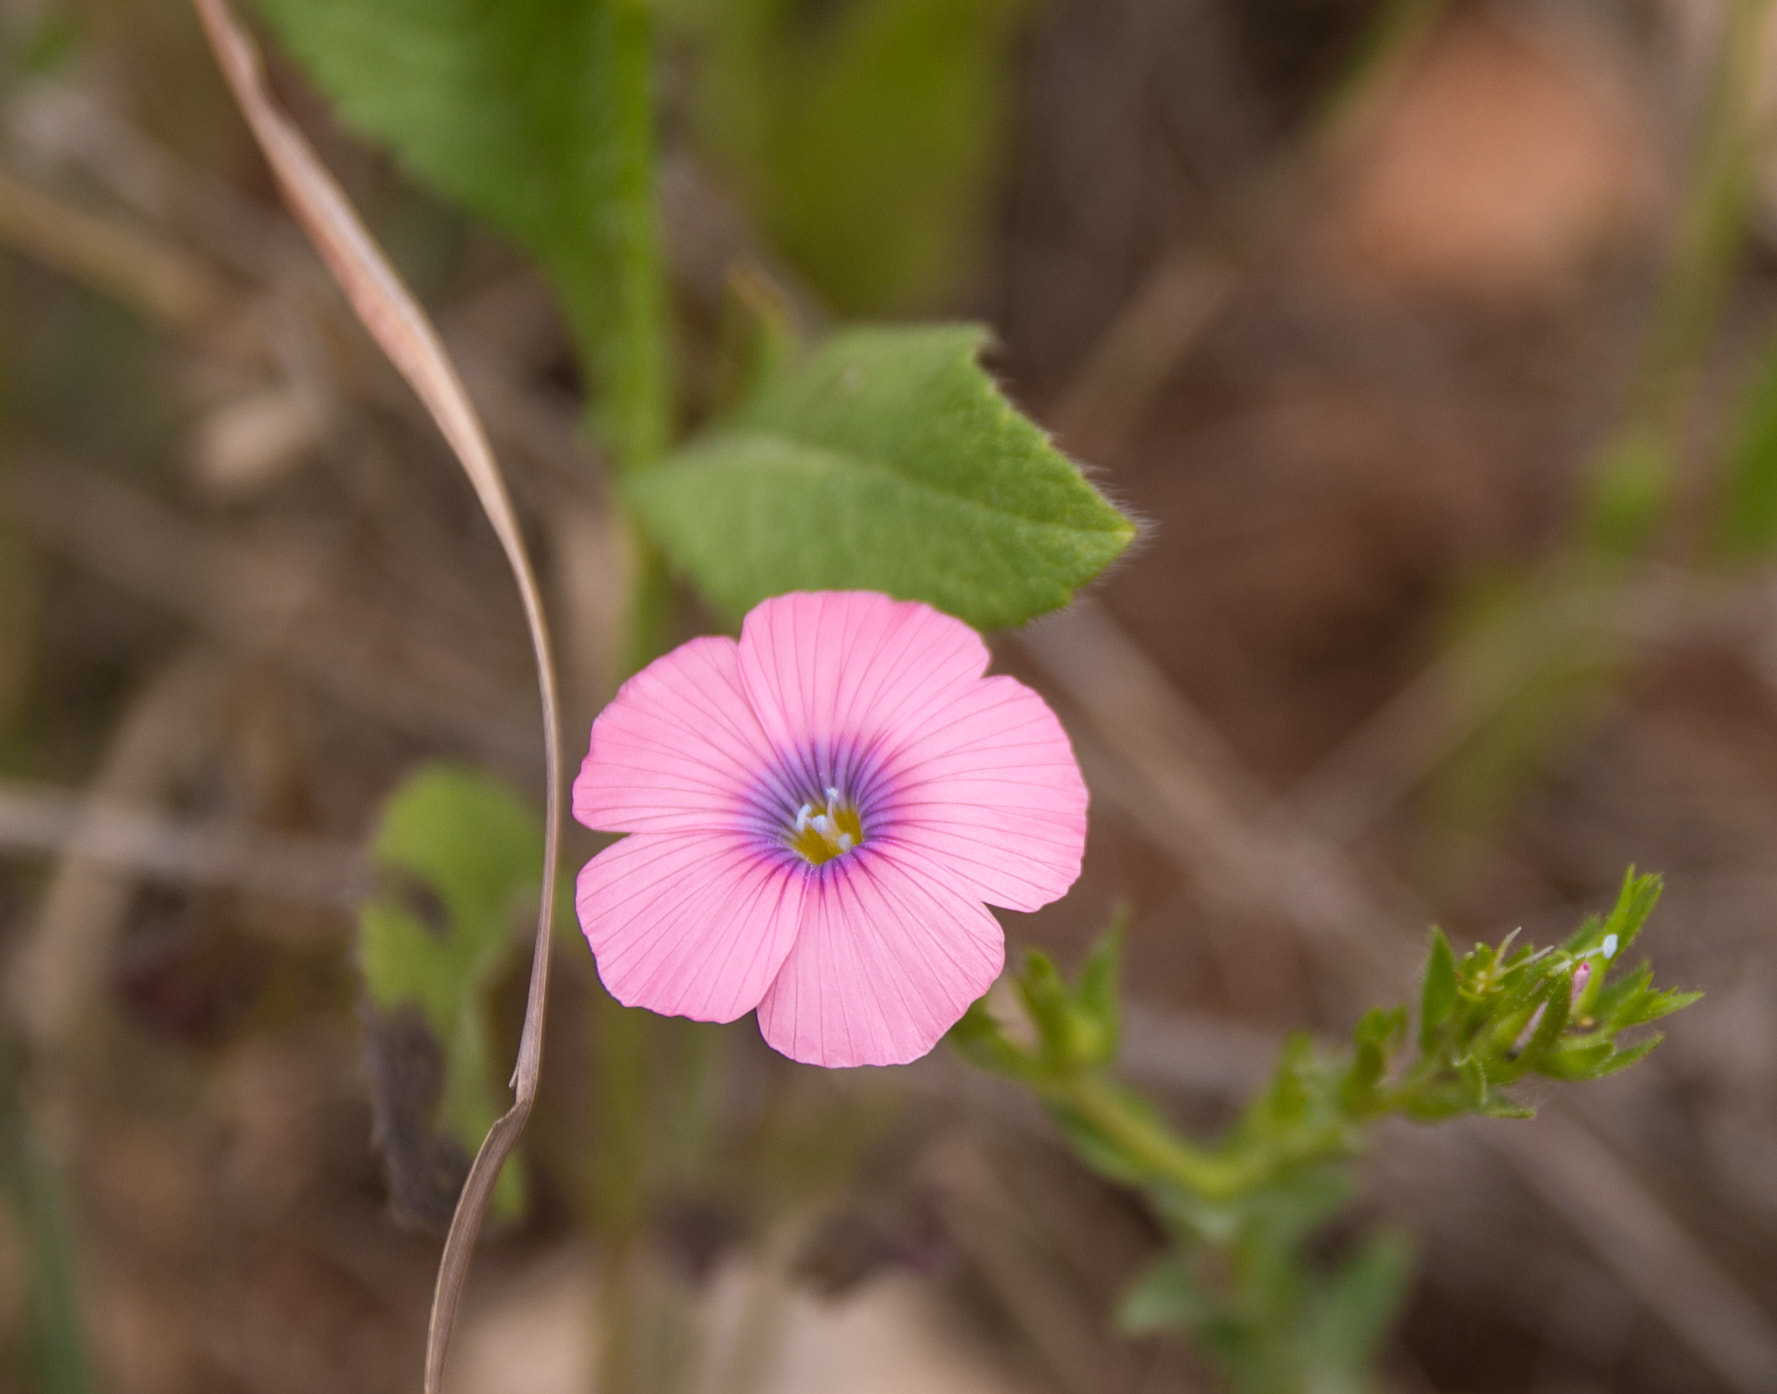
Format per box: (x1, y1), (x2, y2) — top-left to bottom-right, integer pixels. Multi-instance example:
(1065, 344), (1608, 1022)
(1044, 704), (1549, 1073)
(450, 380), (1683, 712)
(837, 833), (854, 853)
(1601, 933), (1618, 960)
(826, 786), (841, 805)
(795, 803), (812, 832)
(812, 814), (831, 835)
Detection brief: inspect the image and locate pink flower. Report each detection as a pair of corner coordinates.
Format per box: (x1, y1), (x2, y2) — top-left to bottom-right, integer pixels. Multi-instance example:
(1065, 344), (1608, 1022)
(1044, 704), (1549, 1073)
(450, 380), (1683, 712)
(572, 591), (1089, 1067)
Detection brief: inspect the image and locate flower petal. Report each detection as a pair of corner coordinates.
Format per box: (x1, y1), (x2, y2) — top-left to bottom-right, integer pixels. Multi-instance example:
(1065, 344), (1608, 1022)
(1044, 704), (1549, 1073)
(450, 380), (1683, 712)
(736, 593), (989, 772)
(577, 833), (804, 1022)
(878, 675), (1087, 912)
(573, 634), (775, 834)
(756, 848), (1003, 1067)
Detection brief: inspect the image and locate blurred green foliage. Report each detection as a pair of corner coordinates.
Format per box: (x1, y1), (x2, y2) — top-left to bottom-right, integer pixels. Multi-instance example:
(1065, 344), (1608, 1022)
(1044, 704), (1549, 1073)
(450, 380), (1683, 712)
(954, 871), (1697, 1394)
(358, 763), (544, 1222)
(629, 323), (1134, 629)
(665, 0), (1034, 315)
(248, 0), (670, 463)
(0, 1048), (101, 1394)
(1715, 327), (1777, 560)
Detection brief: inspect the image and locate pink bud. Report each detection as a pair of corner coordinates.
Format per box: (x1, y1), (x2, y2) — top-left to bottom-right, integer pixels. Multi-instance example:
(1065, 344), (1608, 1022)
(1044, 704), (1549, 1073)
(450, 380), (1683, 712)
(1570, 960), (1592, 1007)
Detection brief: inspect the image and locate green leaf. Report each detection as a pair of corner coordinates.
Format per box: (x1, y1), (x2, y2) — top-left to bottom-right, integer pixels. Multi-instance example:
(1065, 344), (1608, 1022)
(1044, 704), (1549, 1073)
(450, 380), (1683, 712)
(1117, 1256), (1206, 1336)
(634, 324), (1133, 626)
(248, 0), (668, 459)
(1342, 1007), (1404, 1111)
(629, 325), (1133, 629)
(1419, 926), (1458, 1051)
(1591, 1035), (1664, 1078)
(1520, 973), (1573, 1068)
(670, 0), (1034, 314)
(1306, 1230), (1414, 1382)
(1457, 1055), (1493, 1111)
(1631, 986), (1704, 1024)
(1014, 949), (1070, 1051)
(947, 995), (1039, 1081)
(1538, 1037), (1615, 1082)
(1598, 869), (1663, 962)
(1589, 961), (1653, 1021)
(358, 762), (542, 1222)
(1070, 918), (1126, 1068)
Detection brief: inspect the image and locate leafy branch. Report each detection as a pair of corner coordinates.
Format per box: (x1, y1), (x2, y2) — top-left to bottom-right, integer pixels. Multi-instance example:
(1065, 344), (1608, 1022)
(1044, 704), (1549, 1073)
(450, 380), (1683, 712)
(952, 871), (1698, 1394)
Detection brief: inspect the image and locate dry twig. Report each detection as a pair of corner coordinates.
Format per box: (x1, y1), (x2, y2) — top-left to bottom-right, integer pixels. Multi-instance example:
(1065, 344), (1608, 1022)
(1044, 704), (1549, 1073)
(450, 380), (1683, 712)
(187, 3), (568, 1388)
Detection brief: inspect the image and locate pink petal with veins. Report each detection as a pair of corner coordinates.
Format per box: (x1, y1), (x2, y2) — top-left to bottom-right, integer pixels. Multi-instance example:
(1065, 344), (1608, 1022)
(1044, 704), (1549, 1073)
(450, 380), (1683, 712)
(576, 830), (804, 1022)
(573, 634), (772, 835)
(877, 674), (1088, 912)
(756, 846), (1004, 1067)
(737, 591), (989, 755)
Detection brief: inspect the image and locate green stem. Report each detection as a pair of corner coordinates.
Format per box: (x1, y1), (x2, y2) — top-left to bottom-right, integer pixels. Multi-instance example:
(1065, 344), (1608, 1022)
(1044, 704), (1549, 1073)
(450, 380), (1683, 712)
(574, 0), (672, 475)
(576, 14), (674, 1389)
(619, 529), (675, 684)
(1, 1052), (100, 1394)
(1583, 0), (1773, 552)
(1049, 1074), (1245, 1203)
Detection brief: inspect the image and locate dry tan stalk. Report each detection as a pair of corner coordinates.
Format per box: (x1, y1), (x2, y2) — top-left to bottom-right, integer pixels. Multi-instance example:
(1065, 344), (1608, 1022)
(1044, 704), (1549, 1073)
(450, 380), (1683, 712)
(0, 161), (231, 330)
(0, 777), (367, 909)
(1485, 1108), (1777, 1394)
(1014, 598), (1421, 1009)
(14, 456), (537, 769)
(185, 3), (567, 1390)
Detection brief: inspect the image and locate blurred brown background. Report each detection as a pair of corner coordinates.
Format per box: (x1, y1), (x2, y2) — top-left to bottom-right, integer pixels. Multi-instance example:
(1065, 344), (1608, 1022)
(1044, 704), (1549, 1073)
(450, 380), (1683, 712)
(1, 1), (1775, 1391)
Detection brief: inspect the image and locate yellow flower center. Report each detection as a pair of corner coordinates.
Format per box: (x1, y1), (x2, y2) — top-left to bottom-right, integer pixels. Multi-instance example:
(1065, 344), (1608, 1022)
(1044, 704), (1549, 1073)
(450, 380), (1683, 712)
(787, 787), (865, 865)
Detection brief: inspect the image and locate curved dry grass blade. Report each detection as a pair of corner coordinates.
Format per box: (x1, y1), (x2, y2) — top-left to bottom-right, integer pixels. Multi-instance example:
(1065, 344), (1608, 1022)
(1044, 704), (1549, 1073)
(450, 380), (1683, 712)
(186, 3), (565, 1390)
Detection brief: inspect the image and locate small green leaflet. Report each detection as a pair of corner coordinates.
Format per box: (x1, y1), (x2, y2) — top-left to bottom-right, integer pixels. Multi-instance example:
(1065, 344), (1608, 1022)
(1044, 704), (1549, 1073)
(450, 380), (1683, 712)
(358, 763), (542, 1224)
(628, 325), (1135, 630)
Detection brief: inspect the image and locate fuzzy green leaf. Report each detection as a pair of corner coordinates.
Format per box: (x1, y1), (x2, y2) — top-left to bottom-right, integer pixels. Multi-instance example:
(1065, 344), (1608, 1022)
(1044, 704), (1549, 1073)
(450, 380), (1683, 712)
(627, 325), (1135, 630)
(1597, 869), (1663, 962)
(1634, 987), (1704, 1024)
(1591, 1035), (1664, 1077)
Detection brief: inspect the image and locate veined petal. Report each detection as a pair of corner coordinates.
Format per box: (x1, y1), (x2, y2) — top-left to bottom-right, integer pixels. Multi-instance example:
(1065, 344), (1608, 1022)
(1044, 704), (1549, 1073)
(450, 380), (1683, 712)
(877, 675), (1087, 912)
(756, 848), (1003, 1067)
(577, 833), (804, 1022)
(573, 634), (775, 834)
(736, 594), (989, 780)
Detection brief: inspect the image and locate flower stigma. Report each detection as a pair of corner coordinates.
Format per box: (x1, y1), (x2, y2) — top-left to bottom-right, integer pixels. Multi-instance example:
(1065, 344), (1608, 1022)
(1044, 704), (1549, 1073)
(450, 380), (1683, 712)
(788, 785), (865, 865)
